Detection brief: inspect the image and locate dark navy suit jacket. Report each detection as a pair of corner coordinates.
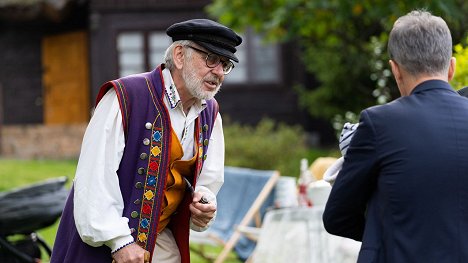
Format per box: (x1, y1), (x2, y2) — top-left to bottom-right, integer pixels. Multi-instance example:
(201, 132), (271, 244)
(323, 80), (468, 263)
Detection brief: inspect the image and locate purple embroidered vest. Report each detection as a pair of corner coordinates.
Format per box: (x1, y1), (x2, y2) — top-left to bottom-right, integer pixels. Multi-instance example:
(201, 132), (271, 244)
(51, 66), (218, 263)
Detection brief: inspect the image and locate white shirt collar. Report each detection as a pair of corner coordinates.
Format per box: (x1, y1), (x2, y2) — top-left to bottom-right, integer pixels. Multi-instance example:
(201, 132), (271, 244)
(162, 68), (181, 109)
(161, 67), (207, 111)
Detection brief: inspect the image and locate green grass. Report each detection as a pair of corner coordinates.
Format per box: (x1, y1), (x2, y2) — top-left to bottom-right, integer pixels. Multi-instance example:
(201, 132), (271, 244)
(0, 159), (77, 192)
(0, 159), (77, 262)
(0, 159), (241, 262)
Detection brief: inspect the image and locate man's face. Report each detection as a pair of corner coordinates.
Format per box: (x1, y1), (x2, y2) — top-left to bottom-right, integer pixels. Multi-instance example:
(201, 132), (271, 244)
(182, 47), (225, 100)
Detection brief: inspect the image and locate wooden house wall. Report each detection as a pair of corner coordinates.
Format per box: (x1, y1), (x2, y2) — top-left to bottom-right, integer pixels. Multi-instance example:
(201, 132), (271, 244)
(0, 24), (45, 124)
(0, 0), (335, 146)
(88, 1), (321, 137)
(89, 5), (210, 100)
(0, 7), (88, 125)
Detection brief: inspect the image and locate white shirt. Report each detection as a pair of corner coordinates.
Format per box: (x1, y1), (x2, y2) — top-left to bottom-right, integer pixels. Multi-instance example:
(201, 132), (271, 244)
(73, 68), (225, 252)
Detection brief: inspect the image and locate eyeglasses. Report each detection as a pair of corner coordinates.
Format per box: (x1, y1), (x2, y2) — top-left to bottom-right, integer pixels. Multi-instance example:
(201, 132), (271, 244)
(185, 45), (235, 75)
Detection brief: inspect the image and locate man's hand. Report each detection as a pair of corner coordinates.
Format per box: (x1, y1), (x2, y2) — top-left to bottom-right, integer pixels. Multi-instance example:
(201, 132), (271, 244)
(189, 191), (216, 228)
(112, 243), (150, 263)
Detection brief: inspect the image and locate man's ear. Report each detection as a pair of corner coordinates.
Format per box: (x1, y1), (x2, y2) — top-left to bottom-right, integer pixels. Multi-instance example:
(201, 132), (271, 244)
(389, 59), (407, 96)
(173, 45), (185, 70)
(448, 57), (456, 82)
(389, 60), (402, 81)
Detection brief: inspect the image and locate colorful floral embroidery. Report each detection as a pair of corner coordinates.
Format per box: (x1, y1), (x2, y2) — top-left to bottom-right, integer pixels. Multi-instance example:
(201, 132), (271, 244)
(142, 204), (152, 214)
(144, 190), (155, 200)
(149, 162), (159, 172)
(153, 131), (162, 142)
(151, 146), (161, 157)
(147, 176), (156, 186)
(138, 233), (147, 242)
(140, 218), (149, 229)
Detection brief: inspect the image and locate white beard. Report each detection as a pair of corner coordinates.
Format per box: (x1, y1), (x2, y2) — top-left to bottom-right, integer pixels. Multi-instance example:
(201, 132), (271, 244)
(182, 61), (222, 100)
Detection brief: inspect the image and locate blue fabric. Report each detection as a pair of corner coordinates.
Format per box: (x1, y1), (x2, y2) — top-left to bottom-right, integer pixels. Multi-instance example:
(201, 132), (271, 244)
(323, 80), (468, 262)
(209, 166), (276, 261)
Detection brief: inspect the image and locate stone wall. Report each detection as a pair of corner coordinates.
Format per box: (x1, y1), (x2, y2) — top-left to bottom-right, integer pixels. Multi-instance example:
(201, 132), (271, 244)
(0, 124), (87, 159)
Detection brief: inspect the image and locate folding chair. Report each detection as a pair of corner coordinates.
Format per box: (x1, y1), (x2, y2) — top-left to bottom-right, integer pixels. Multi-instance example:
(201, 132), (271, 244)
(190, 166), (280, 262)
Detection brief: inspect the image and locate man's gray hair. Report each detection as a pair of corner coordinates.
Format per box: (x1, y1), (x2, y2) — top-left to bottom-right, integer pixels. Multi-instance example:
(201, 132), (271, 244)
(388, 10), (452, 77)
(164, 40), (194, 70)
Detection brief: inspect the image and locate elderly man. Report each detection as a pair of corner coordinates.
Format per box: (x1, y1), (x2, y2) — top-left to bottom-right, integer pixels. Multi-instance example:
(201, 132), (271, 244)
(51, 19), (242, 263)
(323, 10), (468, 262)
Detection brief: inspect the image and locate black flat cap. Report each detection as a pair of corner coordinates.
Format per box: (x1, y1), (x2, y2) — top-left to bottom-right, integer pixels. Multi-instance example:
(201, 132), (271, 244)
(458, 86), (468, 98)
(166, 19), (242, 63)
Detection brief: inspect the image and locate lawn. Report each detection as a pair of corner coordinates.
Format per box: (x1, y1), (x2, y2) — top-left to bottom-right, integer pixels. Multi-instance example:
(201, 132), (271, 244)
(0, 159), (241, 262)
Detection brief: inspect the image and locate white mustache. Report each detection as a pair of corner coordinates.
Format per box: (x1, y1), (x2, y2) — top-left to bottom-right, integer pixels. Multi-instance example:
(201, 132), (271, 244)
(204, 76), (221, 86)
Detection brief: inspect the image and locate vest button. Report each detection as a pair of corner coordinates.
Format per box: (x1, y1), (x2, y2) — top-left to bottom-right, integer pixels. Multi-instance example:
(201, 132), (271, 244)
(203, 139), (209, 146)
(135, 182), (143, 189)
(137, 167), (145, 175)
(134, 199), (141, 205)
(140, 153), (148, 160)
(131, 211), (139, 218)
(143, 138), (150, 146)
(145, 122), (152, 130)
(203, 124), (209, 131)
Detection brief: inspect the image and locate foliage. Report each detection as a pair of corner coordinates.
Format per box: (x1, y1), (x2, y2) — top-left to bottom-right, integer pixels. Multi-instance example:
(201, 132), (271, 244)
(452, 37), (468, 90)
(207, 0), (468, 122)
(223, 118), (335, 177)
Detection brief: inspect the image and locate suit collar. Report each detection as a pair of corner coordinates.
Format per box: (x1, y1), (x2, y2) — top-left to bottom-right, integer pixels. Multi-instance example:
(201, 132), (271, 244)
(411, 79), (456, 95)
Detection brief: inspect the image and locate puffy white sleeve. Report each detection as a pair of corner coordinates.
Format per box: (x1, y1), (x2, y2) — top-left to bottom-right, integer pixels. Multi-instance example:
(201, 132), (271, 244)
(191, 114), (225, 231)
(73, 89), (134, 252)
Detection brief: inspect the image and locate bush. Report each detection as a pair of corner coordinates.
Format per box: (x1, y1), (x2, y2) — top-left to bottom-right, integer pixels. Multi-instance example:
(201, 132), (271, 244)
(223, 118), (335, 177)
(452, 37), (468, 90)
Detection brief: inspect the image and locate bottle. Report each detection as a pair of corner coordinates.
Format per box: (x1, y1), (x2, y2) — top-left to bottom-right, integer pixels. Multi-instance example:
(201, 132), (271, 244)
(298, 158), (313, 207)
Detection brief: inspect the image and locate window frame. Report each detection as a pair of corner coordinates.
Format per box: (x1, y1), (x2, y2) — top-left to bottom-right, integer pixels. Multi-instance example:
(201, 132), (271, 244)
(115, 28), (284, 87)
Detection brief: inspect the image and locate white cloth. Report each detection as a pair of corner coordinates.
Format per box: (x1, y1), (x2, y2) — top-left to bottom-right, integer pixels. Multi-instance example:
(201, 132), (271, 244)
(323, 157), (344, 186)
(251, 207), (360, 263)
(323, 123), (358, 185)
(73, 69), (224, 253)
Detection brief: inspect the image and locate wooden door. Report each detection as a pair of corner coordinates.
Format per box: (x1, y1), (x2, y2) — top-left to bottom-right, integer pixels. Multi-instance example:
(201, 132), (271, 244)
(42, 31), (90, 124)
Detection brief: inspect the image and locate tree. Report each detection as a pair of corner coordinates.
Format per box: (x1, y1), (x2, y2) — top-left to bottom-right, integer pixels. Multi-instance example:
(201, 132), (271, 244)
(452, 37), (468, 90)
(207, 0), (468, 121)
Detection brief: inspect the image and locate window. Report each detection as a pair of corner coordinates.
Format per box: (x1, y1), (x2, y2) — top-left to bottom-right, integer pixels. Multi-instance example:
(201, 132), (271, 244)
(117, 32), (145, 77)
(252, 34), (280, 83)
(149, 32), (172, 70)
(117, 29), (281, 84)
(225, 31), (281, 84)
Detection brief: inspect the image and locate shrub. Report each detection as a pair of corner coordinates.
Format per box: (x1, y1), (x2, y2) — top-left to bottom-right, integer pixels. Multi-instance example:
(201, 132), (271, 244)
(452, 37), (468, 90)
(223, 118), (331, 177)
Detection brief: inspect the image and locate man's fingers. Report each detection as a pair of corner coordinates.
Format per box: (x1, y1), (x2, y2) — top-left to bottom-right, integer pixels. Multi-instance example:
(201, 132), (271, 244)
(191, 216), (211, 227)
(190, 202), (215, 227)
(112, 243), (148, 263)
